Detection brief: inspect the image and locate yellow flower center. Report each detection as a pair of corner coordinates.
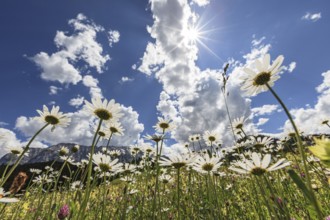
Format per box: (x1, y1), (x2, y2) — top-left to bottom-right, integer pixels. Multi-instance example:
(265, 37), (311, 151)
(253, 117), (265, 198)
(250, 167), (266, 176)
(45, 115), (60, 125)
(159, 122), (169, 129)
(94, 109), (112, 120)
(253, 72), (271, 86)
(202, 163), (214, 171)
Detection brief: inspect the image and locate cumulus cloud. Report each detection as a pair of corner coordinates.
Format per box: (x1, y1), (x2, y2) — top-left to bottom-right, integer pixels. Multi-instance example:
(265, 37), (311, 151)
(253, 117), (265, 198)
(31, 13), (112, 85)
(282, 70), (330, 135)
(108, 30), (120, 47)
(137, 0), (267, 146)
(32, 51), (82, 85)
(251, 104), (279, 117)
(14, 104), (144, 148)
(301, 12), (322, 22)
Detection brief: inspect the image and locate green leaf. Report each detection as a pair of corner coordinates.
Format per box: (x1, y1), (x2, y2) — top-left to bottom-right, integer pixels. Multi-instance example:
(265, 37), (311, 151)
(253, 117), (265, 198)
(287, 169), (313, 203)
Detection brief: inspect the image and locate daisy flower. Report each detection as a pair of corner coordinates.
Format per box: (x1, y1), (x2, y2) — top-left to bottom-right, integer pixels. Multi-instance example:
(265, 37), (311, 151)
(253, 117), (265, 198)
(30, 168), (42, 175)
(6, 146), (25, 155)
(203, 130), (220, 145)
(251, 136), (273, 151)
(71, 144), (80, 153)
(71, 181), (83, 190)
(109, 149), (122, 157)
(92, 152), (122, 173)
(240, 54), (284, 96)
(144, 134), (165, 143)
(0, 188), (19, 203)
(231, 116), (248, 131)
(84, 97), (123, 121)
(192, 154), (223, 174)
(105, 121), (125, 136)
(153, 117), (175, 133)
(159, 153), (196, 169)
(159, 174), (173, 184)
(36, 105), (70, 131)
(58, 146), (69, 156)
(229, 152), (290, 176)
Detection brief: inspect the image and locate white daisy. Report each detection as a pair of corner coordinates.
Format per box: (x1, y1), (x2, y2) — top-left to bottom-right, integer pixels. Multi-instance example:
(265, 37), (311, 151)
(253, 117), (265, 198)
(192, 154), (223, 174)
(71, 144), (80, 153)
(153, 117), (175, 133)
(229, 152), (291, 175)
(105, 121), (125, 136)
(159, 153), (196, 169)
(84, 97), (123, 121)
(92, 152), (122, 173)
(59, 146), (69, 156)
(29, 168), (42, 175)
(203, 130), (220, 145)
(36, 105), (70, 131)
(109, 150), (122, 157)
(240, 54), (284, 96)
(71, 181), (83, 190)
(144, 134), (165, 143)
(0, 188), (19, 203)
(231, 116), (248, 131)
(159, 174), (173, 184)
(6, 146), (25, 155)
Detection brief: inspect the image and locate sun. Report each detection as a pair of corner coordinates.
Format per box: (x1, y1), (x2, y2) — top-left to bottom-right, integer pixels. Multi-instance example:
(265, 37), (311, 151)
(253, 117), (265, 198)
(182, 26), (202, 44)
(182, 26), (202, 43)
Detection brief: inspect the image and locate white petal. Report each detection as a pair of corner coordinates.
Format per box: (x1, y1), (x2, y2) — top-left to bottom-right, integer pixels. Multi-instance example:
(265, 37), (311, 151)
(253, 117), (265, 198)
(251, 152), (261, 166)
(261, 154), (271, 168)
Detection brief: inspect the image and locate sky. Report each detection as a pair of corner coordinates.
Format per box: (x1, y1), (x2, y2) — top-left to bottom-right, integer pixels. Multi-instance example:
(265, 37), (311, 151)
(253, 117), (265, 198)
(1, 0), (330, 157)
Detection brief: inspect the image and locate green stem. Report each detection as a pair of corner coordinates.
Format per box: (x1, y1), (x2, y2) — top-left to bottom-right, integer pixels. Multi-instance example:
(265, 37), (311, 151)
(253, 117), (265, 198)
(266, 83), (323, 219)
(0, 123), (49, 187)
(177, 168), (181, 220)
(78, 119), (103, 218)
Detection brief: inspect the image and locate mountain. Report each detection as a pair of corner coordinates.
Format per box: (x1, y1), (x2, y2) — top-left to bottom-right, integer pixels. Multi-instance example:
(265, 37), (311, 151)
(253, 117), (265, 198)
(0, 143), (133, 165)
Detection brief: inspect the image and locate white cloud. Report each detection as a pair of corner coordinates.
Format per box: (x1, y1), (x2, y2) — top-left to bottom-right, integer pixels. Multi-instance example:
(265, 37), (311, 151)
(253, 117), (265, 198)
(191, 0), (210, 7)
(31, 13), (110, 85)
(251, 104), (279, 117)
(32, 51), (82, 85)
(316, 70), (330, 93)
(283, 62), (296, 73)
(0, 122), (9, 127)
(137, 0), (265, 146)
(0, 128), (47, 158)
(251, 36), (266, 47)
(256, 118), (269, 127)
(108, 30), (120, 47)
(119, 76), (134, 84)
(69, 95), (85, 108)
(14, 104), (144, 148)
(282, 70), (330, 135)
(302, 12), (322, 22)
(49, 85), (62, 95)
(82, 75), (103, 98)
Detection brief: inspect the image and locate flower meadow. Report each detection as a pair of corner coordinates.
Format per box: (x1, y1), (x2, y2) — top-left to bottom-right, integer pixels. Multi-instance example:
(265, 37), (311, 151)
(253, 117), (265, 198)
(1, 54), (330, 219)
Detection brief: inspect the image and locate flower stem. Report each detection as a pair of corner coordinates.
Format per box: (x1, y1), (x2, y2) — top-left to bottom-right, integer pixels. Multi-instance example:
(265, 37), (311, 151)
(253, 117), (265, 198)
(266, 83), (323, 219)
(78, 119), (103, 218)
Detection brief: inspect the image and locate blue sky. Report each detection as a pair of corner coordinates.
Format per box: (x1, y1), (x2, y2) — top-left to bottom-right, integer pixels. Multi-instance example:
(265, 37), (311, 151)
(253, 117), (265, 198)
(1, 0), (330, 156)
